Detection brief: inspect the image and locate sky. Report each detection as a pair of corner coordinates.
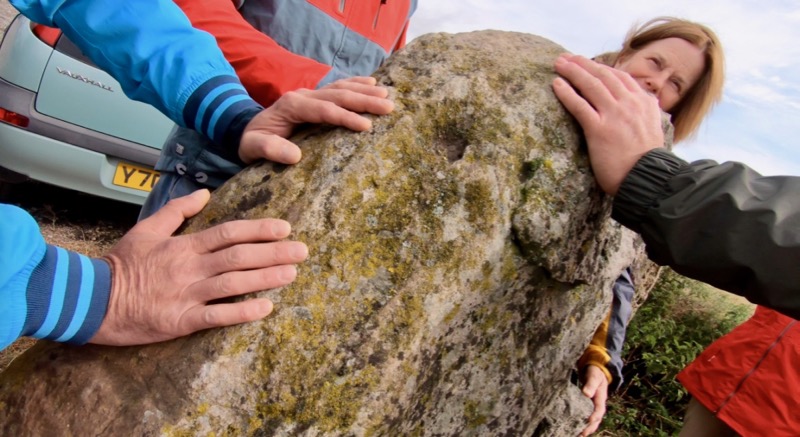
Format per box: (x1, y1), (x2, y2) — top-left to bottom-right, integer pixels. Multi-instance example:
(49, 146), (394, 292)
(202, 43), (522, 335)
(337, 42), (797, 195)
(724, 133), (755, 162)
(406, 0), (800, 177)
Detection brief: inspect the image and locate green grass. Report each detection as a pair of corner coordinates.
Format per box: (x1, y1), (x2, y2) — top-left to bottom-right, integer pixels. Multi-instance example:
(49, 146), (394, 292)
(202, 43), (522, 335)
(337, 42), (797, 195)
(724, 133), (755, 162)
(599, 268), (754, 436)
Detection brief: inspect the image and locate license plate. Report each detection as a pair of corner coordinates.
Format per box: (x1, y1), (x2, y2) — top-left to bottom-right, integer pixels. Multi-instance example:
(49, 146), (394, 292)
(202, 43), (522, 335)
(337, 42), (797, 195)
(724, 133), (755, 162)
(112, 162), (160, 192)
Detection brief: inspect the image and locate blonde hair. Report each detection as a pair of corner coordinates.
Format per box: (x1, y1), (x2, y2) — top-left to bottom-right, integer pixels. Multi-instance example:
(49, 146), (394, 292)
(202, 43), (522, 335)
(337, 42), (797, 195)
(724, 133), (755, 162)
(597, 17), (725, 143)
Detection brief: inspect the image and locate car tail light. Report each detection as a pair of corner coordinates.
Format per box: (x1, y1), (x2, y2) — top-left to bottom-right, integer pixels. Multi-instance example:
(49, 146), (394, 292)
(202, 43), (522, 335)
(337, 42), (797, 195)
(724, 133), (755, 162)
(31, 23), (62, 47)
(0, 108), (30, 128)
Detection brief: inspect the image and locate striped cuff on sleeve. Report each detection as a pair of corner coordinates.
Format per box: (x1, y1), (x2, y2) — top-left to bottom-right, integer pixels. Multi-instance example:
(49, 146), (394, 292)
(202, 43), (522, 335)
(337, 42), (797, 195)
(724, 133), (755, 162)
(182, 75), (263, 152)
(22, 245), (111, 345)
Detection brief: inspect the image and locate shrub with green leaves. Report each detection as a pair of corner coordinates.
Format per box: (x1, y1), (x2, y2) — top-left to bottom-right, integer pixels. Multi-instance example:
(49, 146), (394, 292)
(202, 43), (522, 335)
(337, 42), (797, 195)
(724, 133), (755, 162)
(600, 268), (753, 436)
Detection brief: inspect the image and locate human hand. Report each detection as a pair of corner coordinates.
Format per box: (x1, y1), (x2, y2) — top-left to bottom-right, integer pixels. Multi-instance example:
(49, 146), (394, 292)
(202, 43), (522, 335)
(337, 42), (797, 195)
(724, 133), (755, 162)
(579, 365), (610, 437)
(89, 189), (308, 346)
(552, 54), (664, 195)
(238, 76), (395, 164)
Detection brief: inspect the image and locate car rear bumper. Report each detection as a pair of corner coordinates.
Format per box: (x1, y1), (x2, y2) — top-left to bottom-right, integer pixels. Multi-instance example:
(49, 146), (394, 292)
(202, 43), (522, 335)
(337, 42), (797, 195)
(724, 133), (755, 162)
(0, 122), (151, 205)
(0, 68), (166, 205)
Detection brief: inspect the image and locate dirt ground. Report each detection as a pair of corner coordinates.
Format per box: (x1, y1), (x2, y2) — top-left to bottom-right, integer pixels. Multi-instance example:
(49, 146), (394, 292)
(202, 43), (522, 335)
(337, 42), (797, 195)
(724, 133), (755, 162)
(0, 1), (13, 27)
(0, 2), (139, 369)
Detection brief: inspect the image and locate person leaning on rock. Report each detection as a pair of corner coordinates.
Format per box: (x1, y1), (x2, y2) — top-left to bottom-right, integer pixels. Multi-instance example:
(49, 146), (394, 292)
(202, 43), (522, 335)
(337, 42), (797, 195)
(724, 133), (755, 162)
(137, 0), (416, 220)
(553, 21), (800, 437)
(563, 17), (725, 436)
(552, 40), (800, 322)
(2, 0), (395, 349)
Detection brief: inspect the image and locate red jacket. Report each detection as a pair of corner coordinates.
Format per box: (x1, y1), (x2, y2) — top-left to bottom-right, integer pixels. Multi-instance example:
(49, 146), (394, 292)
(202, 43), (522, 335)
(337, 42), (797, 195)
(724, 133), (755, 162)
(677, 306), (800, 436)
(175, 0), (414, 107)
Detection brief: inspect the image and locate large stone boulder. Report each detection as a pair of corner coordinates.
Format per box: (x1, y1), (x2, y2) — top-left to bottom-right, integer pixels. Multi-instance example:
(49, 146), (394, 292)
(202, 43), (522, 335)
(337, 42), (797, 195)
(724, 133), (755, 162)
(0, 31), (660, 436)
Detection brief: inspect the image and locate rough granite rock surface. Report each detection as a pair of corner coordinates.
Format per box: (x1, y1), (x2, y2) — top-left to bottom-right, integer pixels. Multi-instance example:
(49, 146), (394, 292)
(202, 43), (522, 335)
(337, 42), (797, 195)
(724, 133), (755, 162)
(0, 31), (661, 436)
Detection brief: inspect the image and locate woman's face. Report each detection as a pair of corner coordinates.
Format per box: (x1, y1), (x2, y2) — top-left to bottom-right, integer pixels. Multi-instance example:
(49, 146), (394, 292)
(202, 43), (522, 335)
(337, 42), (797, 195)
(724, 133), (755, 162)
(614, 37), (706, 112)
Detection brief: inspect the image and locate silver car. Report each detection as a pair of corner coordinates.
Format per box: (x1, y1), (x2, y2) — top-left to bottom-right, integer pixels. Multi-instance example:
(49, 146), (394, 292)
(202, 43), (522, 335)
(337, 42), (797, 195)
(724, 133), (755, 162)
(0, 14), (174, 205)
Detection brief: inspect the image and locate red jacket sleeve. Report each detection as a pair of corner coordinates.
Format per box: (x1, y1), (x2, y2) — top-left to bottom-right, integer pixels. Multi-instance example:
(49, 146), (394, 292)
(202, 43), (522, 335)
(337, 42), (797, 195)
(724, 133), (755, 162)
(174, 0), (332, 108)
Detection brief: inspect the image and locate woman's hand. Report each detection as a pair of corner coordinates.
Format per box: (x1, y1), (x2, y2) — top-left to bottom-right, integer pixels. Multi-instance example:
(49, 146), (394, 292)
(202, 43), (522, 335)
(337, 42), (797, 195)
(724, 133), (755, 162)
(580, 364), (610, 436)
(553, 54), (664, 195)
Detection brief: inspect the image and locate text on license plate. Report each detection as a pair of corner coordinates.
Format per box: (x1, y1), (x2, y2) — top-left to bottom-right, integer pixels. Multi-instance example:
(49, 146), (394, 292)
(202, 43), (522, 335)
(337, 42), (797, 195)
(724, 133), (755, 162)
(112, 162), (160, 192)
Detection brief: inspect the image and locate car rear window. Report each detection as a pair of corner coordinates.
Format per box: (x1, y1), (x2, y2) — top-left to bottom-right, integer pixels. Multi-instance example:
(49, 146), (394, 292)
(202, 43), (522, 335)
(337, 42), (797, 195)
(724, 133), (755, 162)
(55, 35), (97, 68)
(31, 22), (98, 68)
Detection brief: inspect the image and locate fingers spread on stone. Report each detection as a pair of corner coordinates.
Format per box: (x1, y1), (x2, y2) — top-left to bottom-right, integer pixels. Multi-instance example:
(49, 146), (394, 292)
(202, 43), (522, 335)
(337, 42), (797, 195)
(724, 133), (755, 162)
(554, 57), (615, 111)
(189, 219), (293, 254)
(321, 78), (389, 98)
(191, 265), (298, 302)
(200, 241), (308, 278)
(322, 89), (395, 116)
(189, 299), (274, 331)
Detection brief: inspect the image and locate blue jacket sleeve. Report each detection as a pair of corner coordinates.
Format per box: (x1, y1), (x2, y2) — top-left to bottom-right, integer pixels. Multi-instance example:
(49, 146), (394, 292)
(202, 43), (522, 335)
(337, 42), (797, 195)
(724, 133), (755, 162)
(0, 205), (111, 350)
(10, 0), (262, 147)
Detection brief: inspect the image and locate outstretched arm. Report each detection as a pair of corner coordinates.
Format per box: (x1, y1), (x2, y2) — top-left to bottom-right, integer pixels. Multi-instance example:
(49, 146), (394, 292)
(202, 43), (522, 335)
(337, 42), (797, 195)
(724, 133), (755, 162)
(11, 0), (259, 147)
(578, 270), (635, 436)
(172, 0), (398, 165)
(0, 191), (307, 350)
(91, 190), (307, 345)
(12, 0), (397, 169)
(612, 153), (800, 318)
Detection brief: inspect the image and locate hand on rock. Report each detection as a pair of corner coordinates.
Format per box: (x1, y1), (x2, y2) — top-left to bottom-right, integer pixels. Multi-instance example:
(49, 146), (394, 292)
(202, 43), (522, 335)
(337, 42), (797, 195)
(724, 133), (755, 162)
(90, 189), (308, 346)
(553, 54), (664, 195)
(238, 76), (396, 164)
(579, 364), (610, 436)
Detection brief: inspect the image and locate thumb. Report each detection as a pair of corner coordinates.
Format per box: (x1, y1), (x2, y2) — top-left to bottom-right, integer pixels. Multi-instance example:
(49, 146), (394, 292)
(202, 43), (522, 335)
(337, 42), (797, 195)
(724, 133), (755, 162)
(136, 189), (211, 235)
(582, 376), (601, 398)
(238, 131), (302, 165)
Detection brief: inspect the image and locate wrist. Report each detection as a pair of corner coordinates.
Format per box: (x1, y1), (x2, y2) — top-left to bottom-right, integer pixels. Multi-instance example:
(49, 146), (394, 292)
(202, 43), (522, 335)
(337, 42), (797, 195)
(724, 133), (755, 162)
(182, 75), (262, 147)
(90, 254), (124, 345)
(223, 105), (264, 162)
(611, 148), (688, 233)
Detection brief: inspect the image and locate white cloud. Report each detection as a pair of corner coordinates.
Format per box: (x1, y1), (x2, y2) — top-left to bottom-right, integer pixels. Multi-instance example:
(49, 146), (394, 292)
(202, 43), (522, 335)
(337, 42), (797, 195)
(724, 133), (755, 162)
(730, 83), (799, 107)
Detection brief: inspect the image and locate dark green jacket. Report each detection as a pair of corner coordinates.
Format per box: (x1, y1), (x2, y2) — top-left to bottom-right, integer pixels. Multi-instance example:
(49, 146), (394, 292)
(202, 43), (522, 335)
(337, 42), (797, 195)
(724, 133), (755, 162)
(612, 148), (800, 319)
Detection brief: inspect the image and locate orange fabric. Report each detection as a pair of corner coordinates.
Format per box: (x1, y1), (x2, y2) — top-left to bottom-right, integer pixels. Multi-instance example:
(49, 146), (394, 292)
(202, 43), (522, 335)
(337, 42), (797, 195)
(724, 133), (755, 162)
(307, 0), (411, 51)
(175, 0), (410, 108)
(578, 311), (613, 384)
(677, 306), (800, 436)
(175, 0), (333, 107)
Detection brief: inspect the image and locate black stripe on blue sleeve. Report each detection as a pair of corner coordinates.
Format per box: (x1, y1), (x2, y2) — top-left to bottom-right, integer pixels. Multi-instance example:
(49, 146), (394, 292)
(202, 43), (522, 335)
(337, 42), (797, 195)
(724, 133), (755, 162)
(67, 258), (111, 345)
(44, 251), (82, 341)
(22, 245), (57, 337)
(22, 245), (111, 345)
(182, 76), (217, 130)
(214, 100), (264, 159)
(199, 88), (247, 136)
(183, 75), (261, 146)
